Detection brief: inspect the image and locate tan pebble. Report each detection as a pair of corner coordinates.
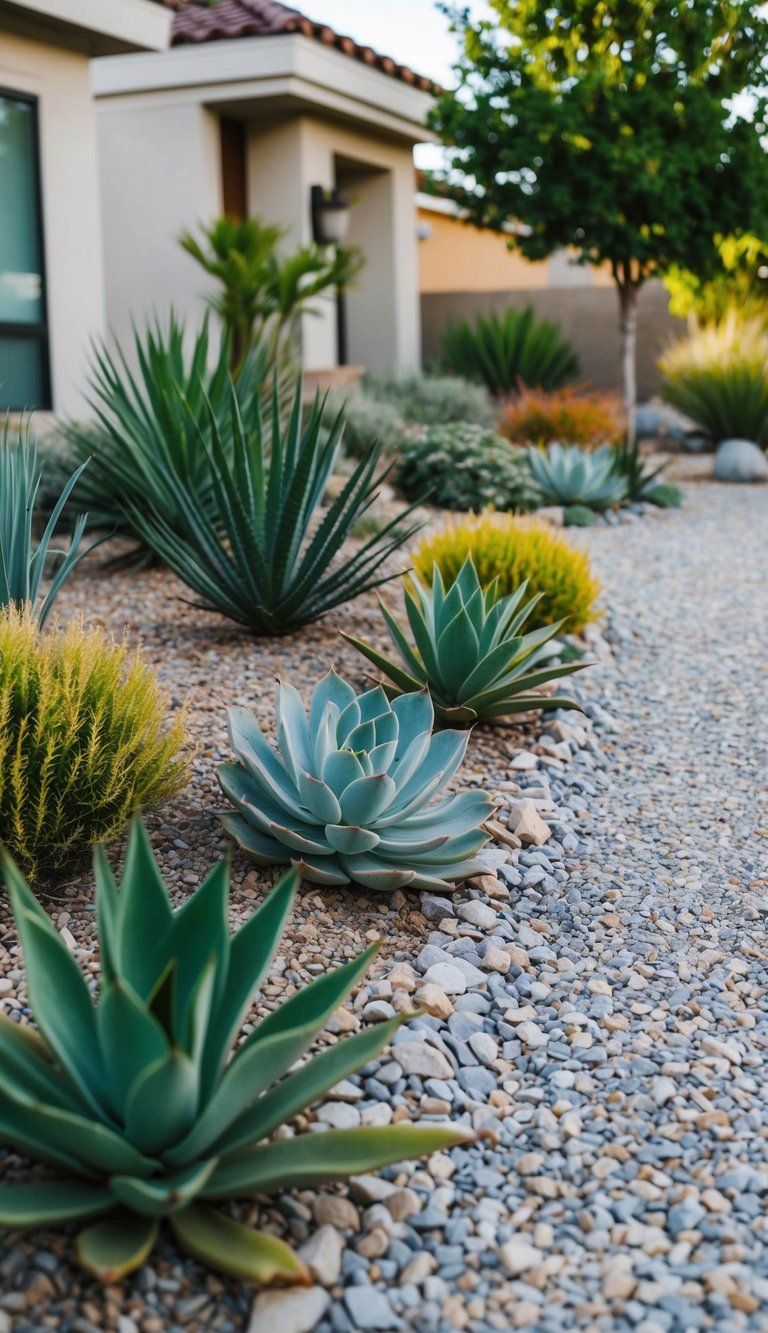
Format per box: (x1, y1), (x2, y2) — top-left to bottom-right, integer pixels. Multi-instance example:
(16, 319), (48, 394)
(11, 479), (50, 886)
(428, 1151), (456, 1180)
(384, 1188), (421, 1222)
(312, 1195), (359, 1230)
(507, 799), (551, 847)
(399, 1252), (435, 1285)
(511, 1301), (542, 1328)
(517, 1152), (545, 1174)
(356, 1227), (389, 1258)
(701, 1188), (731, 1213)
(696, 1109), (731, 1131)
(730, 1291), (760, 1314)
(482, 945), (511, 974)
(414, 982), (454, 1020)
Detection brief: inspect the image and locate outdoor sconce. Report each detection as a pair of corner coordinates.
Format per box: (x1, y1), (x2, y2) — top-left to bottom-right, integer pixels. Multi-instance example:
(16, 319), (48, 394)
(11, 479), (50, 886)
(311, 185), (351, 246)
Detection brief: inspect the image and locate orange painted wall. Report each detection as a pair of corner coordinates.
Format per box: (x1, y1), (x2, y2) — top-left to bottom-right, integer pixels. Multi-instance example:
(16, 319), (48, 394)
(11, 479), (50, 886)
(418, 209), (549, 294)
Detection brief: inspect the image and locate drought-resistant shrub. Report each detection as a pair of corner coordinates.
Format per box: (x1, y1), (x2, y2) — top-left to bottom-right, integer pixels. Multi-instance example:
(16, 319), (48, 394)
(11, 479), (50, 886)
(343, 558), (586, 727)
(326, 390), (405, 460)
(441, 306), (579, 397)
(658, 313), (768, 446)
(528, 443), (628, 509)
(412, 514), (599, 634)
(498, 385), (625, 447)
(60, 316), (264, 563)
(0, 820), (468, 1283)
(0, 609), (187, 880)
(396, 424), (540, 512)
(219, 671), (493, 892)
(131, 384), (421, 634)
(365, 374), (495, 427)
(0, 418), (99, 626)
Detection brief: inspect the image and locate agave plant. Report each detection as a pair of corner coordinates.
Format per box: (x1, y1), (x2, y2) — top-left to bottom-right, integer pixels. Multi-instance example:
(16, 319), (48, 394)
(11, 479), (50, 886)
(441, 305), (580, 397)
(130, 384), (421, 634)
(219, 672), (494, 892)
(343, 558), (587, 727)
(0, 821), (469, 1283)
(528, 443), (628, 509)
(0, 417), (99, 626)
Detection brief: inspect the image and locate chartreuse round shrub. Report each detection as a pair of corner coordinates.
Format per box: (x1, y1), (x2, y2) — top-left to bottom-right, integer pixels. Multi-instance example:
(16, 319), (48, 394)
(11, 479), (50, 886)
(412, 515), (599, 635)
(0, 609), (187, 880)
(0, 820), (470, 1283)
(219, 671), (494, 893)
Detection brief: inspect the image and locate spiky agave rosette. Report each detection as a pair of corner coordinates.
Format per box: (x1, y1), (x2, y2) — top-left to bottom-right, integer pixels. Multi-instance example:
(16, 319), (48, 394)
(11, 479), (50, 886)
(219, 672), (494, 892)
(0, 821), (471, 1283)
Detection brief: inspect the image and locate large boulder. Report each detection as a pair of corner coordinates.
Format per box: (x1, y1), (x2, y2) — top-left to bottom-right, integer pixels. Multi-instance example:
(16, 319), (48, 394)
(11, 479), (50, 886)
(714, 438), (768, 483)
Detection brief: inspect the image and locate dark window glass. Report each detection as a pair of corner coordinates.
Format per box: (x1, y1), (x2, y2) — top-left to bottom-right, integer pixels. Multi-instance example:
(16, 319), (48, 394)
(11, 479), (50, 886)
(0, 91), (50, 409)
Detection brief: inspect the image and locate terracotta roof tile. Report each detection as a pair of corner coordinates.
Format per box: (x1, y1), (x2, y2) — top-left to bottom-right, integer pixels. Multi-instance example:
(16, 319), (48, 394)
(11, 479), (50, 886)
(163, 0), (435, 91)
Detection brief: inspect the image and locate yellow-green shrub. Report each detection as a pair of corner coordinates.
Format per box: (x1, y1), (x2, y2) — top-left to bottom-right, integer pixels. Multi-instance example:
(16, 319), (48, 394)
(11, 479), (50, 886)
(412, 514), (599, 634)
(0, 609), (188, 880)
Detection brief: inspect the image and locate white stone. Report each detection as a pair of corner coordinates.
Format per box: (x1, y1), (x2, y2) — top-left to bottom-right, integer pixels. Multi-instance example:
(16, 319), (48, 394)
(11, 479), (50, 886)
(248, 1287), (330, 1333)
(701, 1035), (743, 1065)
(507, 799), (552, 847)
(457, 900), (498, 931)
(297, 1225), (344, 1286)
(499, 1240), (544, 1275)
(469, 1031), (499, 1066)
(315, 1102), (361, 1129)
(361, 1103), (393, 1127)
(714, 438), (768, 483)
(422, 963), (467, 995)
(389, 1041), (454, 1080)
(517, 1021), (549, 1048)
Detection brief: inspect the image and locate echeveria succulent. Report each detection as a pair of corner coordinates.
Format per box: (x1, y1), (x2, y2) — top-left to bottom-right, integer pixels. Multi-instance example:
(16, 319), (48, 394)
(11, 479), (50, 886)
(219, 672), (494, 892)
(0, 821), (470, 1283)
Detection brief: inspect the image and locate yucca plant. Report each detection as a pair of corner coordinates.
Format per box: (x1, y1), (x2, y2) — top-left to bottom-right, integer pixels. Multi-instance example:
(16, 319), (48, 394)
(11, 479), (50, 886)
(441, 306), (579, 397)
(0, 821), (469, 1283)
(658, 312), (768, 446)
(0, 608), (187, 880)
(527, 443), (628, 509)
(343, 558), (587, 727)
(219, 672), (494, 892)
(130, 385), (421, 634)
(0, 417), (99, 626)
(59, 315), (264, 563)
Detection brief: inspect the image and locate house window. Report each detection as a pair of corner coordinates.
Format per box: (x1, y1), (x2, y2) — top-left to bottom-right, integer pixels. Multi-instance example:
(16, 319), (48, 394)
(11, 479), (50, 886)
(220, 117), (247, 220)
(0, 90), (51, 410)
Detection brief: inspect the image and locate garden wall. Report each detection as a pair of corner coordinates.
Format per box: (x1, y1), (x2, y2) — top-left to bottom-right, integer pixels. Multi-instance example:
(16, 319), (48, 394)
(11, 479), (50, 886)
(421, 280), (685, 399)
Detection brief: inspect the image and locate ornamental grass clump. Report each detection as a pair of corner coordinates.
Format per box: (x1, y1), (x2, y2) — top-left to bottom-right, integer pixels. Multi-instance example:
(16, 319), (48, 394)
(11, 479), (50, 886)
(498, 385), (625, 448)
(343, 558), (587, 727)
(412, 515), (599, 634)
(0, 609), (187, 879)
(0, 820), (470, 1283)
(658, 312), (768, 447)
(219, 671), (494, 893)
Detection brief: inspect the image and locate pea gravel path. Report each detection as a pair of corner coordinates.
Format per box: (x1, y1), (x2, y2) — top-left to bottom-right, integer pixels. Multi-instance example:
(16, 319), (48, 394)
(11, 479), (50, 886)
(1, 479), (767, 1333)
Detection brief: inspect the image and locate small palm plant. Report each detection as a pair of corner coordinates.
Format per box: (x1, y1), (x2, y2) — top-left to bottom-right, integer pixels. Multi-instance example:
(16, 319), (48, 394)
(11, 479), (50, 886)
(0, 820), (470, 1283)
(0, 417), (98, 625)
(343, 558), (588, 726)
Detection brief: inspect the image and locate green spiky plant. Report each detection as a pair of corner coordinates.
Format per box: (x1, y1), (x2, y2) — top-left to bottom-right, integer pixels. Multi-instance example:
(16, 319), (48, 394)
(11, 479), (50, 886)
(441, 305), (579, 397)
(219, 672), (494, 892)
(0, 820), (470, 1283)
(0, 417), (100, 626)
(527, 443), (628, 509)
(129, 384), (422, 634)
(343, 558), (588, 727)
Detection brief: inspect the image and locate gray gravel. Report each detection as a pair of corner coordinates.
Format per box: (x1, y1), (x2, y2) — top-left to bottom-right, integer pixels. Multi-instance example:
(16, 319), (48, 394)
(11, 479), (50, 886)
(2, 480), (767, 1332)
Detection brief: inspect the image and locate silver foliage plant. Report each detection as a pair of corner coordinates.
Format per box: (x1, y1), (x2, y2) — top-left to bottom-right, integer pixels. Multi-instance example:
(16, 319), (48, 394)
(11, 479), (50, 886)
(219, 671), (494, 893)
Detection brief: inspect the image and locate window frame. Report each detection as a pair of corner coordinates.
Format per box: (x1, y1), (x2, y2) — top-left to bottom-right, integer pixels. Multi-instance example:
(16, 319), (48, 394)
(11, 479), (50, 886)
(0, 86), (52, 411)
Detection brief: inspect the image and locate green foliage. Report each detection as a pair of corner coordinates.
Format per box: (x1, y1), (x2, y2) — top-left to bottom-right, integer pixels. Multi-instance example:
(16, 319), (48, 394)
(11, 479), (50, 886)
(0, 610), (187, 880)
(528, 444), (628, 510)
(644, 482), (683, 509)
(365, 374), (495, 427)
(0, 418), (99, 626)
(219, 672), (494, 892)
(328, 390), (404, 460)
(658, 313), (768, 446)
(0, 821), (469, 1282)
(611, 440), (669, 502)
(666, 234), (768, 325)
(180, 216), (363, 375)
(343, 558), (586, 727)
(412, 514), (600, 634)
(499, 385), (625, 448)
(60, 316), (264, 564)
(564, 504), (598, 529)
(396, 423), (540, 512)
(130, 382), (421, 634)
(441, 306), (579, 397)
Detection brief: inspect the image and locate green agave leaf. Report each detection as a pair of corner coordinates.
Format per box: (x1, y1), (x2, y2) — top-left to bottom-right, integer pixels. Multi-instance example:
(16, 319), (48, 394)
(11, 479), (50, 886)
(0, 1082), (158, 1178)
(339, 632), (423, 696)
(97, 979), (170, 1110)
(109, 1159), (219, 1217)
(219, 812), (291, 865)
(76, 1212), (159, 1283)
(115, 821), (174, 1001)
(0, 1181), (113, 1227)
(123, 1049), (199, 1156)
(170, 1204), (310, 1285)
(0, 1012), (83, 1113)
(204, 1123), (474, 1198)
(168, 860), (230, 1045)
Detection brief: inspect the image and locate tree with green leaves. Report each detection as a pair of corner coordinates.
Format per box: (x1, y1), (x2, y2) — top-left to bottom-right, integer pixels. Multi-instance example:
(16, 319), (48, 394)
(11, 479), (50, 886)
(665, 232), (768, 326)
(430, 1), (768, 436)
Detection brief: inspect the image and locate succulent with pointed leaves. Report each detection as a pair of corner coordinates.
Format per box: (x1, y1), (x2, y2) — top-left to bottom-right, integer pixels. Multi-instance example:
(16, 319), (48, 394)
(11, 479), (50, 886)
(528, 442), (629, 509)
(0, 821), (470, 1283)
(219, 672), (494, 893)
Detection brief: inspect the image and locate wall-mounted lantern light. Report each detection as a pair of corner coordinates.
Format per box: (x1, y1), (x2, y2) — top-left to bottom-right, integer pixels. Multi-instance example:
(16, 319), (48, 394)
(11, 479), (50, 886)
(311, 185), (351, 247)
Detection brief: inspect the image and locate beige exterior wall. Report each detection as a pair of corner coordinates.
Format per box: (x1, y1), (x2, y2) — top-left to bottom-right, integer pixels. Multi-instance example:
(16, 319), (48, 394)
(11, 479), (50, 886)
(1, 29), (106, 415)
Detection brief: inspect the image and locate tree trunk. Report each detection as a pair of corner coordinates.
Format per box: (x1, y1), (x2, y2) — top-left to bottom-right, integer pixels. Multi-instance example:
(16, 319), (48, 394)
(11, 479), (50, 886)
(617, 278), (640, 448)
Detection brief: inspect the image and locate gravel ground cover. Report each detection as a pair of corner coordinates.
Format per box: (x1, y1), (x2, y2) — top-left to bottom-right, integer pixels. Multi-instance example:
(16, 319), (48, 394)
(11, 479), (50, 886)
(1, 480), (767, 1333)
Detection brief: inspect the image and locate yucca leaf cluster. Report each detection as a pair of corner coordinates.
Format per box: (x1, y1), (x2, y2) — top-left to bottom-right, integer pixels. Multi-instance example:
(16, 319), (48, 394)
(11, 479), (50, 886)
(130, 387), (421, 634)
(441, 305), (580, 397)
(219, 672), (493, 892)
(0, 418), (99, 626)
(0, 609), (187, 879)
(528, 443), (629, 509)
(344, 558), (587, 727)
(0, 822), (469, 1283)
